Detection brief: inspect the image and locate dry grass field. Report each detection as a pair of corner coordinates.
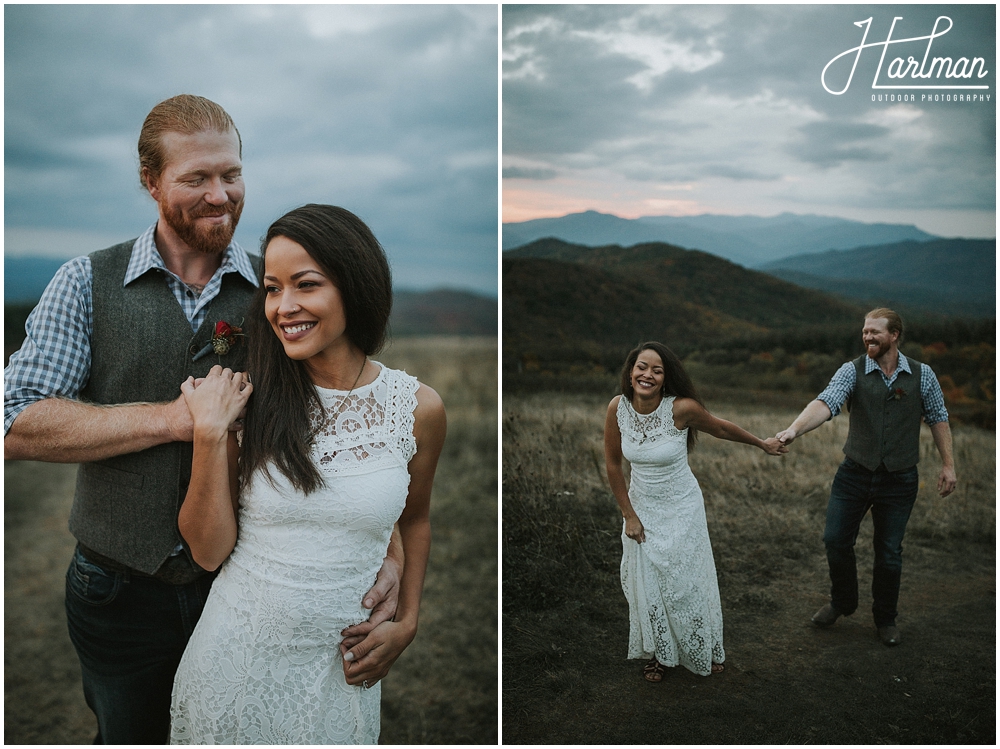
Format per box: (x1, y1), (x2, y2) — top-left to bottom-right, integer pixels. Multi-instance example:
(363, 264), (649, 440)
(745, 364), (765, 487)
(503, 391), (995, 744)
(4, 335), (497, 745)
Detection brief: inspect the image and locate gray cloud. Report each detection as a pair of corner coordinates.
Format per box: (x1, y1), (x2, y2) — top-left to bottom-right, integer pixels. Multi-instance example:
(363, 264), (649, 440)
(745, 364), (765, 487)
(789, 121), (892, 168)
(5, 4), (498, 295)
(502, 167), (558, 180)
(502, 4), (995, 233)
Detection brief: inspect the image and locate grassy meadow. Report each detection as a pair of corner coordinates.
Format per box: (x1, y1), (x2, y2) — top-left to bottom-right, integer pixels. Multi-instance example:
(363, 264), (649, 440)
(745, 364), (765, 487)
(4, 335), (497, 745)
(503, 390), (995, 744)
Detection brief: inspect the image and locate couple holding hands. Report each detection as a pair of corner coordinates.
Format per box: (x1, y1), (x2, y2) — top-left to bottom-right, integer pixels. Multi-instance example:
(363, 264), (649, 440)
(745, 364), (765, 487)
(605, 309), (956, 682)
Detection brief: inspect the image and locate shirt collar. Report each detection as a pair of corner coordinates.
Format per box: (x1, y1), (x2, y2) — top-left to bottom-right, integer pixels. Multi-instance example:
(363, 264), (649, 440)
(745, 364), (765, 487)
(864, 352), (911, 376)
(124, 222), (258, 287)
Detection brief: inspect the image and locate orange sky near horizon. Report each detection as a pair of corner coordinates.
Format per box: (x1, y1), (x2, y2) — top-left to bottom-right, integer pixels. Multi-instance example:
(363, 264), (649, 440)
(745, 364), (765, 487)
(502, 182), (708, 224)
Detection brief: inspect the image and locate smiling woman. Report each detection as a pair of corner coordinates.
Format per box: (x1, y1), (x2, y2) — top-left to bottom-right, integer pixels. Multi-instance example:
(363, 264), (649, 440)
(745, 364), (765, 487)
(169, 204), (446, 744)
(263, 236), (353, 371)
(603, 341), (786, 681)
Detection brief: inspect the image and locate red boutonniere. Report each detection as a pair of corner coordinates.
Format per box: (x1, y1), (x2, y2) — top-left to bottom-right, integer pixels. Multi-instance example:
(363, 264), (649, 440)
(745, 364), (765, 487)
(892, 387), (906, 400)
(192, 320), (245, 361)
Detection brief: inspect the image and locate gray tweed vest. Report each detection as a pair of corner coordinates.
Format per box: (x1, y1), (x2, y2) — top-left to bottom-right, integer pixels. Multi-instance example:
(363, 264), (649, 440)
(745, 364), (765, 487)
(68, 240), (258, 574)
(843, 354), (924, 472)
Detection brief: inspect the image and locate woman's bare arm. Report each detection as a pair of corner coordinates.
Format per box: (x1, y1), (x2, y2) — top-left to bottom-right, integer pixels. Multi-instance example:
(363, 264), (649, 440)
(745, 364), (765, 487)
(605, 396), (645, 542)
(673, 398), (787, 456)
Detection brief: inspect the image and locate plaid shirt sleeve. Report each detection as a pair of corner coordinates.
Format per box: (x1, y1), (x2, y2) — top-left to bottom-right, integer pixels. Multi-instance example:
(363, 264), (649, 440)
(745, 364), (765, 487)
(4, 256), (94, 434)
(816, 361), (856, 418)
(920, 363), (949, 425)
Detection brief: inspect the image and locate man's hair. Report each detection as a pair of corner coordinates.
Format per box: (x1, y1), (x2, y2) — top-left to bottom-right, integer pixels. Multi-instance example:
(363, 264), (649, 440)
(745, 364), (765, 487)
(239, 204), (393, 496)
(865, 307), (903, 339)
(137, 94), (241, 191)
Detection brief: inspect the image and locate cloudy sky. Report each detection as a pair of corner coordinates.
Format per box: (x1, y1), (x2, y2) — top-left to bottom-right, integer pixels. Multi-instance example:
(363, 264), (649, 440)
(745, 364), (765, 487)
(503, 4), (995, 238)
(5, 4), (498, 295)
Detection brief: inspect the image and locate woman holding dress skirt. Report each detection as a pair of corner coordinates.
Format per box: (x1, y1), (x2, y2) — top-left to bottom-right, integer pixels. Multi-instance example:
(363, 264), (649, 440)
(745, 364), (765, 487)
(168, 204), (446, 743)
(604, 342), (785, 682)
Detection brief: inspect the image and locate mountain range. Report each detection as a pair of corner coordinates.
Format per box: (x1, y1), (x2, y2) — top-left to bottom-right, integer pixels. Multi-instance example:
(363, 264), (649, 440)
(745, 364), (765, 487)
(504, 234), (995, 373)
(502, 210), (939, 266)
(503, 237), (866, 375)
(761, 239), (995, 319)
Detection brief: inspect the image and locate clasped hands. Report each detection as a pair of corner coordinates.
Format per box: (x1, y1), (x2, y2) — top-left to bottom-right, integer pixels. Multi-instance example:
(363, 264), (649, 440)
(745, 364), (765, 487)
(762, 436), (789, 456)
(167, 366), (251, 440)
(180, 366), (252, 437)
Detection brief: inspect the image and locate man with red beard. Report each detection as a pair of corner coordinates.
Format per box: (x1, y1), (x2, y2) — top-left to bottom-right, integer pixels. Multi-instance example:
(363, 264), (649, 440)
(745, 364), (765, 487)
(4, 95), (400, 744)
(776, 308), (956, 647)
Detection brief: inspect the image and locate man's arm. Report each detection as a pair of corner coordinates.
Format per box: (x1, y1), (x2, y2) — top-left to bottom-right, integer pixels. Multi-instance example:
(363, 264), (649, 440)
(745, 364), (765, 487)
(777, 361), (855, 444)
(930, 420), (957, 497)
(5, 396), (194, 463)
(920, 363), (956, 497)
(776, 399), (833, 445)
(3, 254), (199, 463)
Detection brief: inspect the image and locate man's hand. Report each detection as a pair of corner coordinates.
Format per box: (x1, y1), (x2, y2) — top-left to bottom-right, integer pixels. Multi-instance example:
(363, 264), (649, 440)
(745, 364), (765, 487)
(775, 428), (797, 446)
(339, 552), (402, 650)
(340, 620), (416, 688)
(937, 465), (957, 497)
(777, 400), (832, 447)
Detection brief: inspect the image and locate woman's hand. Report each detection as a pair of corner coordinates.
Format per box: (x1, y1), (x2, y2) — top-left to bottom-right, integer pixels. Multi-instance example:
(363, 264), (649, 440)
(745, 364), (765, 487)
(760, 437), (789, 456)
(340, 619), (416, 688)
(180, 366), (252, 438)
(624, 514), (645, 544)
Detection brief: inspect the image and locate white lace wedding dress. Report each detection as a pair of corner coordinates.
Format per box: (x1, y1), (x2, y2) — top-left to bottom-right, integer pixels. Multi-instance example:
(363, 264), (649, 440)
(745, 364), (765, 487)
(617, 395), (725, 676)
(169, 364), (418, 744)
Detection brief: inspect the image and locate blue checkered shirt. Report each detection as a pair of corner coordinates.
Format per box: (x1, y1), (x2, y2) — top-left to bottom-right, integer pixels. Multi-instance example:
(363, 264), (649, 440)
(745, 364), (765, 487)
(4, 223), (258, 434)
(817, 354), (949, 425)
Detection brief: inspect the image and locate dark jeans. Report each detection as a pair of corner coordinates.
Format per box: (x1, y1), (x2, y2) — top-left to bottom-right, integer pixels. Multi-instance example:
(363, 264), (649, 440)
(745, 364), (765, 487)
(64, 546), (215, 744)
(823, 457), (918, 627)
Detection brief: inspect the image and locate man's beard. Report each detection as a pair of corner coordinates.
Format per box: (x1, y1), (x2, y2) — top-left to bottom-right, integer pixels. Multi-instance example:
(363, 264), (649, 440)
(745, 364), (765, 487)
(866, 340), (891, 359)
(161, 199), (244, 254)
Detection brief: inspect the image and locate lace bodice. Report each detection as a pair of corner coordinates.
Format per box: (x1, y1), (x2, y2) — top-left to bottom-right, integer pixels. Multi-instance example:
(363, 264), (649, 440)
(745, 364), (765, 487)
(170, 364), (420, 744)
(309, 363), (418, 476)
(616, 395), (686, 446)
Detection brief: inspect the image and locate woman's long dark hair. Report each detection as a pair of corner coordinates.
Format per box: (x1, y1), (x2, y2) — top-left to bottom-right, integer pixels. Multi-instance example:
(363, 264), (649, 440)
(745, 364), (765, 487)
(239, 204), (393, 494)
(620, 341), (702, 451)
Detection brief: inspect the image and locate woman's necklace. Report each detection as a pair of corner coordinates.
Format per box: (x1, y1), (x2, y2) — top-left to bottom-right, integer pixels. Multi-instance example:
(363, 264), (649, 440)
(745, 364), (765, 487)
(330, 356), (367, 419)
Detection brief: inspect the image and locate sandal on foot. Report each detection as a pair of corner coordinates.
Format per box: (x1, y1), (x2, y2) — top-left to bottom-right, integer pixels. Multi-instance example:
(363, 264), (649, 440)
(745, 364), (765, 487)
(711, 662), (725, 674)
(643, 658), (666, 683)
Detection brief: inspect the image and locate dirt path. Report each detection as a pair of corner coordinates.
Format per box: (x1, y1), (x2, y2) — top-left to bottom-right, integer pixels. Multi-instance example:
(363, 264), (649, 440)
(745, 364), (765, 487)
(503, 537), (995, 744)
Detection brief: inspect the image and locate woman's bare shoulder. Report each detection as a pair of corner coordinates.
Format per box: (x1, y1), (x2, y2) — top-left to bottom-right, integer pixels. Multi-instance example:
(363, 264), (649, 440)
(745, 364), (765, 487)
(414, 381), (445, 422)
(671, 396), (700, 413)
